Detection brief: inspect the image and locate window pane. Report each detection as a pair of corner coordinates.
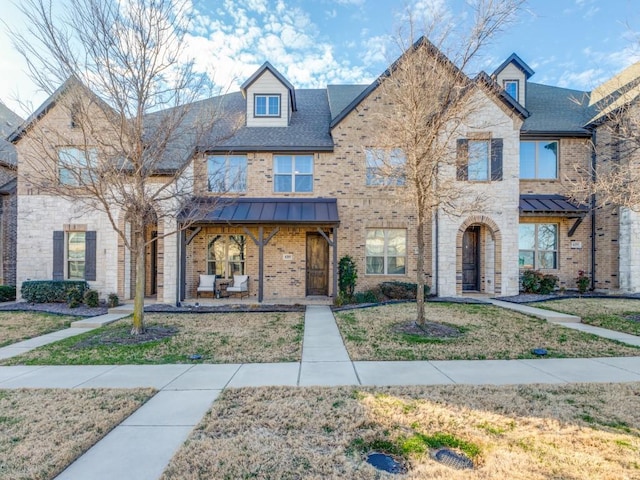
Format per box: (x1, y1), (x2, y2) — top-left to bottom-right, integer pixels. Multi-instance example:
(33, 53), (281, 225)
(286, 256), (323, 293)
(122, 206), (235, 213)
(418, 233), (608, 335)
(519, 251), (534, 269)
(386, 229), (406, 256)
(519, 142), (536, 179)
(274, 175), (292, 192)
(294, 156), (313, 174)
(387, 256), (406, 275)
(537, 224), (557, 250)
(268, 96), (279, 115)
(295, 175), (313, 192)
(538, 251), (557, 269)
(365, 230), (385, 256)
(207, 156), (226, 192)
(274, 156), (292, 174)
(538, 141), (558, 179)
(228, 156), (247, 192)
(468, 140), (489, 181)
(68, 232), (86, 279)
(505, 81), (518, 99)
(518, 224), (536, 250)
(366, 256), (384, 274)
(255, 96), (266, 115)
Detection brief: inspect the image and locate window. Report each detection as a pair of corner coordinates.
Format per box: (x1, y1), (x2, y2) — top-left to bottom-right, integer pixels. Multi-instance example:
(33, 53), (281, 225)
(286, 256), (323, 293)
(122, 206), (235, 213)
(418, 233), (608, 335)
(504, 80), (518, 100)
(58, 147), (96, 186)
(365, 229), (406, 275)
(255, 94), (280, 117)
(365, 148), (406, 186)
(274, 155), (313, 192)
(520, 140), (558, 179)
(67, 232), (86, 279)
(456, 138), (503, 181)
(207, 155), (247, 192)
(519, 223), (558, 269)
(207, 235), (246, 278)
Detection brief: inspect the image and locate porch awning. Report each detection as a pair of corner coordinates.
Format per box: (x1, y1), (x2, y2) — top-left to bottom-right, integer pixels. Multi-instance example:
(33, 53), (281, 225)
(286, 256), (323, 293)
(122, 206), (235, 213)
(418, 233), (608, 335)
(519, 194), (588, 218)
(180, 197), (340, 225)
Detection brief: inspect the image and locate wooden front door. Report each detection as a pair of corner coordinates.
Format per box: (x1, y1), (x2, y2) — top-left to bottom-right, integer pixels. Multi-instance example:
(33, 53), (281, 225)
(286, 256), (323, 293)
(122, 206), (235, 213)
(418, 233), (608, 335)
(306, 233), (329, 296)
(462, 226), (480, 291)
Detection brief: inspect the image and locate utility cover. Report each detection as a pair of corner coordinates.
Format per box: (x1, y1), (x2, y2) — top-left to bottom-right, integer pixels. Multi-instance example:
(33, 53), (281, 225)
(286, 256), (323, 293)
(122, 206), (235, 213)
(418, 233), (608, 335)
(366, 452), (407, 474)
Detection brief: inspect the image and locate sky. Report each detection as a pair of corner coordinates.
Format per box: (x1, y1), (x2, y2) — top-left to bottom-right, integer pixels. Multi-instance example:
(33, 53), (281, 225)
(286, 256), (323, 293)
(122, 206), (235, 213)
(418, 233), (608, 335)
(1, 0), (640, 118)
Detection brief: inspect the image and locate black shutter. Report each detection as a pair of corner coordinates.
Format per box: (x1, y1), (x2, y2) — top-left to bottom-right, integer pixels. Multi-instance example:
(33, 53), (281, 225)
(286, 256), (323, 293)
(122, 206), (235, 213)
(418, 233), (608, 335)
(53, 231), (64, 280)
(490, 138), (503, 181)
(85, 231), (97, 281)
(456, 139), (469, 180)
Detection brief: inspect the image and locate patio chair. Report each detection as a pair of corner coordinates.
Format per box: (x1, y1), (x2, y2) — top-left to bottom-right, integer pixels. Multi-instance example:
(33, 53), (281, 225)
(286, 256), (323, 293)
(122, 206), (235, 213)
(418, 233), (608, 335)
(196, 274), (216, 298)
(227, 275), (249, 299)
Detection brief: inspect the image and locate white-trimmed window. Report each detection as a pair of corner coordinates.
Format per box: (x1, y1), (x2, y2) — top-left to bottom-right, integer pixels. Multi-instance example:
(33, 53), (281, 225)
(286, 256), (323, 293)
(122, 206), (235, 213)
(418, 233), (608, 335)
(520, 140), (558, 179)
(365, 229), (406, 275)
(504, 80), (518, 100)
(58, 147), (96, 185)
(207, 155), (247, 193)
(67, 231), (86, 279)
(519, 223), (558, 269)
(274, 155), (313, 192)
(255, 94), (280, 117)
(207, 234), (246, 278)
(365, 148), (406, 186)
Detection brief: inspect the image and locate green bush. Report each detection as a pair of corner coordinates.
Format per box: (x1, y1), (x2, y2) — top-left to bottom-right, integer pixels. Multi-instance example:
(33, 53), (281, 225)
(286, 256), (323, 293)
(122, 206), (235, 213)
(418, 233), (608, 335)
(107, 293), (120, 308)
(83, 289), (100, 308)
(21, 280), (89, 303)
(380, 281), (430, 300)
(576, 270), (590, 294)
(353, 290), (380, 304)
(0, 285), (16, 302)
(67, 285), (85, 308)
(521, 270), (558, 294)
(338, 255), (358, 299)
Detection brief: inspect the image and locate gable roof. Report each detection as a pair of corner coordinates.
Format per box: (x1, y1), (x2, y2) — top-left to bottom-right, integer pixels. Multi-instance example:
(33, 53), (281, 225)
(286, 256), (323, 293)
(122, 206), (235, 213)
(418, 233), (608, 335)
(240, 61), (297, 112)
(522, 83), (594, 136)
(492, 53), (535, 79)
(326, 84), (368, 120)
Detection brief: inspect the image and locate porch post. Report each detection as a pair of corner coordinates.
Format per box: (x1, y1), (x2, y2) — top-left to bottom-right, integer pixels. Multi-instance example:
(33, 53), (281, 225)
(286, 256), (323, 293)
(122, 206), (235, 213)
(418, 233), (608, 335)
(333, 226), (338, 297)
(258, 226), (264, 303)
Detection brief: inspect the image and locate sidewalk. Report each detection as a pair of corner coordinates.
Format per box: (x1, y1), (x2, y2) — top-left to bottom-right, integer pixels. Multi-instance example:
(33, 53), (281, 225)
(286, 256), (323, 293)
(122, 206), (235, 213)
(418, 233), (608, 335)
(0, 304), (639, 479)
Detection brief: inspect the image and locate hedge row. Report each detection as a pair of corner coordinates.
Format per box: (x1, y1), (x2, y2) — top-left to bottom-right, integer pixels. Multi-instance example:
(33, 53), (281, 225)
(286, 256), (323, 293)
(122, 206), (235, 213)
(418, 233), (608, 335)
(21, 280), (89, 303)
(0, 285), (16, 302)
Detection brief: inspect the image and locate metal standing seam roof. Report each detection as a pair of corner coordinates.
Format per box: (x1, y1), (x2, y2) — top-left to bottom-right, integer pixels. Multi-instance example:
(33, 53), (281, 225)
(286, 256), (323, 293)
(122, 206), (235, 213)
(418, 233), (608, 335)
(519, 194), (588, 216)
(181, 197), (340, 224)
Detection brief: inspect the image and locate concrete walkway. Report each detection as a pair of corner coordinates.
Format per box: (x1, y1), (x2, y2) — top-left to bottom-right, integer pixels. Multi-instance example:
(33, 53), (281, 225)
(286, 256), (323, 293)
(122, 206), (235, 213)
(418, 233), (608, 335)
(0, 303), (639, 479)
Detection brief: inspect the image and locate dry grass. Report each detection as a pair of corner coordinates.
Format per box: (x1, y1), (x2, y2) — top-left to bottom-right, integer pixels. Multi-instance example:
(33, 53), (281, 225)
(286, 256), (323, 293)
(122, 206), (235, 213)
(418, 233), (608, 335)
(531, 298), (640, 336)
(0, 312), (78, 348)
(162, 383), (640, 480)
(0, 388), (155, 480)
(2, 312), (304, 365)
(335, 303), (640, 360)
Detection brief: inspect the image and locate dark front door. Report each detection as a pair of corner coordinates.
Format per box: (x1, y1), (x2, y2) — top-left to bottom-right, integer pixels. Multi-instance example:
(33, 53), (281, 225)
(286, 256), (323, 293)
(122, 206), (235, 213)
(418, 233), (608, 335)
(306, 233), (329, 296)
(462, 226), (480, 291)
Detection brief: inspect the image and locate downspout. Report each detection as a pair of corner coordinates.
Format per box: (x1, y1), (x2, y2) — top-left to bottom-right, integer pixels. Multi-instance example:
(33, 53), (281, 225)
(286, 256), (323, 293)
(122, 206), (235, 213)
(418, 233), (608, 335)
(591, 130), (597, 290)
(434, 209), (439, 296)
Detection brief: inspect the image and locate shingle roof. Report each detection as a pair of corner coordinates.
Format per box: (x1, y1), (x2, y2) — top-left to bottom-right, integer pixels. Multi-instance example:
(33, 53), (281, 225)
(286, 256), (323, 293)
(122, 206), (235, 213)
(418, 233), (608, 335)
(519, 194), (587, 216)
(0, 102), (22, 139)
(240, 62), (297, 111)
(180, 197), (340, 224)
(523, 83), (594, 136)
(492, 53), (535, 79)
(326, 84), (368, 121)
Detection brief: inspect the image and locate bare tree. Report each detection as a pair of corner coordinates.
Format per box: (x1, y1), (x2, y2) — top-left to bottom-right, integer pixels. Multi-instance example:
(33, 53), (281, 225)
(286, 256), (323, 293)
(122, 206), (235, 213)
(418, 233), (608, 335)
(371, 0), (524, 325)
(10, 0), (237, 333)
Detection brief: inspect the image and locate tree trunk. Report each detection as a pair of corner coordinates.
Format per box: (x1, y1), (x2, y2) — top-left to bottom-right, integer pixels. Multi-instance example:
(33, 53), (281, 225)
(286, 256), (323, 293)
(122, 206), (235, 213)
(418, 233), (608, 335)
(416, 214), (426, 325)
(131, 233), (146, 335)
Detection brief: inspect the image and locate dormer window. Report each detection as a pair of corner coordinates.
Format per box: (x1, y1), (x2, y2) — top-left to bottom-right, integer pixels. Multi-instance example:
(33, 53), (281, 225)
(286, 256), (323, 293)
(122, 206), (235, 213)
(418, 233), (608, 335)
(254, 94), (280, 117)
(503, 80), (519, 100)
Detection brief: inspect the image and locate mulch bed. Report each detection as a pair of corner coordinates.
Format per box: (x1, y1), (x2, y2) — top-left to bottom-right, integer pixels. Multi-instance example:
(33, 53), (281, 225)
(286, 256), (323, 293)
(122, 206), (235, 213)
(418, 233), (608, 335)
(0, 301), (108, 317)
(72, 325), (179, 348)
(495, 292), (640, 304)
(394, 321), (462, 338)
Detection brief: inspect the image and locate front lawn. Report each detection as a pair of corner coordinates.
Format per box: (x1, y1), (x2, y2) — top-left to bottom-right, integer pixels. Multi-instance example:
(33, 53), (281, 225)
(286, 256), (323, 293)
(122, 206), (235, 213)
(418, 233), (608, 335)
(0, 388), (154, 480)
(1, 312), (304, 365)
(334, 302), (640, 360)
(529, 298), (640, 336)
(0, 312), (79, 348)
(161, 383), (640, 479)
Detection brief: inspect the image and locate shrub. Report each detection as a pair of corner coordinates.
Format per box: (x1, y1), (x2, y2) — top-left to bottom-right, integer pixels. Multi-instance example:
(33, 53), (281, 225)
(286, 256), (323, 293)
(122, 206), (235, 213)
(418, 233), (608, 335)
(576, 270), (590, 294)
(83, 289), (100, 308)
(353, 290), (380, 304)
(380, 281), (430, 300)
(67, 285), (85, 308)
(338, 256), (358, 299)
(107, 293), (120, 308)
(521, 270), (558, 294)
(21, 280), (88, 303)
(0, 285), (16, 302)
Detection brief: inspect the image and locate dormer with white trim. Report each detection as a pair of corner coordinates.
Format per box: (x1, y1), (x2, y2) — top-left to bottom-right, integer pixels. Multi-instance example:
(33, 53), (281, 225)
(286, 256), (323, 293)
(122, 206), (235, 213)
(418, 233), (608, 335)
(492, 53), (534, 108)
(241, 62), (297, 127)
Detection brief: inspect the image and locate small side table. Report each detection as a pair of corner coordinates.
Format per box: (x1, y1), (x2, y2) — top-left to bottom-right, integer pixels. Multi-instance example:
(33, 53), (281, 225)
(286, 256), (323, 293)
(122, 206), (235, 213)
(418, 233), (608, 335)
(218, 281), (230, 298)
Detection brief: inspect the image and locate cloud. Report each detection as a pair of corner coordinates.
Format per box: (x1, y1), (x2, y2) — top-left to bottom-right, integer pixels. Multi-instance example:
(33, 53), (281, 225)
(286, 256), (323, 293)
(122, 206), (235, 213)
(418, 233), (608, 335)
(557, 68), (606, 90)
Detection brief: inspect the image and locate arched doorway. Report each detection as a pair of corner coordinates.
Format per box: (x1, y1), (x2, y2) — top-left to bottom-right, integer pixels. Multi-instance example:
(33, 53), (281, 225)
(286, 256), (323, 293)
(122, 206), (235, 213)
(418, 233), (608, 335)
(456, 216), (502, 295)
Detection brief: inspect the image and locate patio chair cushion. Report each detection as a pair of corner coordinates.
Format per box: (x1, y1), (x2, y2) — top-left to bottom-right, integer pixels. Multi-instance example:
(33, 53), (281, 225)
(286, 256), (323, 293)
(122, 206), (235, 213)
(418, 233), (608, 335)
(196, 274), (216, 292)
(227, 275), (249, 293)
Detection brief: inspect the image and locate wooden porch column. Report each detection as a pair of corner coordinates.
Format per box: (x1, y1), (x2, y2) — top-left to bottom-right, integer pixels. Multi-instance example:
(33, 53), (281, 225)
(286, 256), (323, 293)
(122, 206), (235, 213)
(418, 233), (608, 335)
(243, 226), (280, 302)
(317, 226), (338, 297)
